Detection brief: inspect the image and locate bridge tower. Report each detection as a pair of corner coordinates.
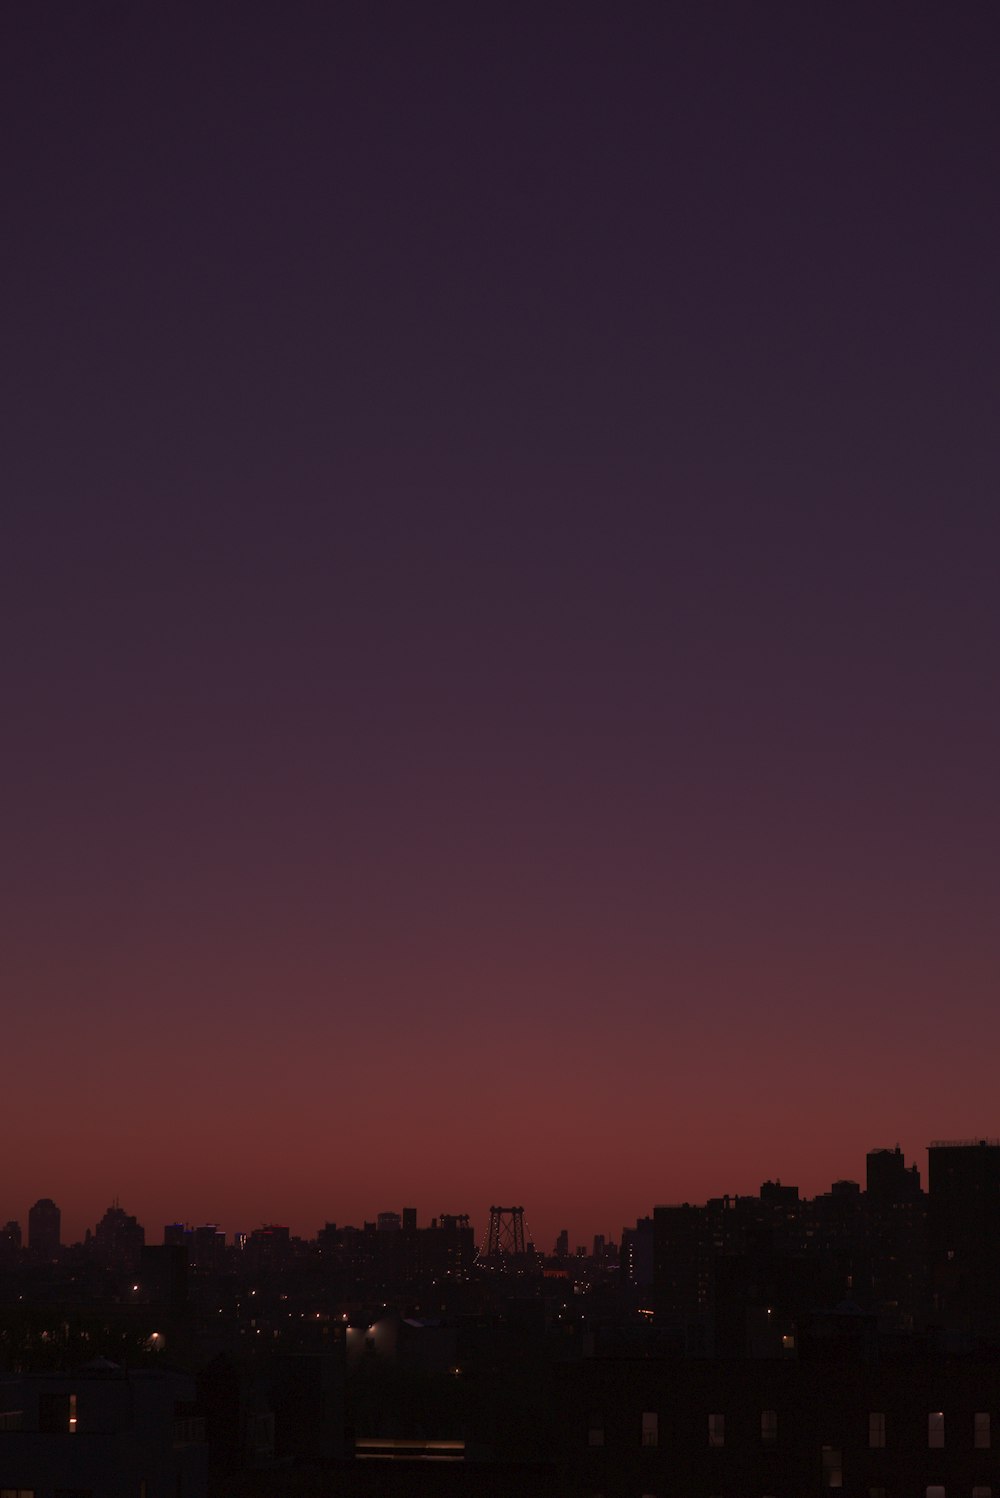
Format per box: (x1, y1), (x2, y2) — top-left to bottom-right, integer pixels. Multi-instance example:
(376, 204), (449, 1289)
(484, 1205), (526, 1262)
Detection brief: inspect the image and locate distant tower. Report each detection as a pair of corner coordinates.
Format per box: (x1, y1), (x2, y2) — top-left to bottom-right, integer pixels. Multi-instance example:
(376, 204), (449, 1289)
(0, 1221), (21, 1264)
(93, 1202), (145, 1273)
(28, 1198), (61, 1259)
(484, 1205), (526, 1263)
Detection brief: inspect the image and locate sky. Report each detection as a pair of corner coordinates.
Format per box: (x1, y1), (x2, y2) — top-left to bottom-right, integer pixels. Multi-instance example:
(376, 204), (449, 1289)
(2, 2), (999, 1250)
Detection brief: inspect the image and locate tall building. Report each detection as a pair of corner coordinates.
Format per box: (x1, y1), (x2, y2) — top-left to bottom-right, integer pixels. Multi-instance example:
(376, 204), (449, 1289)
(244, 1223), (290, 1272)
(191, 1225), (227, 1271)
(92, 1202), (145, 1274)
(28, 1198), (61, 1259)
(0, 1220), (21, 1264)
(928, 1138), (1000, 1341)
(653, 1204), (713, 1353)
(864, 1147), (925, 1329)
(866, 1145), (921, 1203)
(621, 1216), (654, 1288)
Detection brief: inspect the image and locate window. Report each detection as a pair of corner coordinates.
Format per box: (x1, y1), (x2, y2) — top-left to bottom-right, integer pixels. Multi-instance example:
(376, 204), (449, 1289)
(587, 1414), (604, 1448)
(641, 1411), (658, 1448)
(869, 1489), (886, 1498)
(1, 1491), (37, 1498)
(928, 1411), (945, 1448)
(68, 1393), (77, 1434)
(708, 1412), (725, 1447)
(973, 1488), (992, 1498)
(925, 1488), (945, 1498)
(869, 1411), (886, 1448)
(761, 1410), (777, 1446)
(975, 1412), (991, 1448)
(822, 1445), (843, 1489)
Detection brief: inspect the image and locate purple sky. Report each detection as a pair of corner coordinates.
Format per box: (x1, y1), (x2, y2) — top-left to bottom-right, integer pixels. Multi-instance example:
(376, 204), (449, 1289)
(2, 2), (999, 1247)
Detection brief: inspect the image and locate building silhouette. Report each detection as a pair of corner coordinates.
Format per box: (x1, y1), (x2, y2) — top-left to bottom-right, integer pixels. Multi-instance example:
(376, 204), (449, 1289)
(0, 1219), (21, 1264)
(867, 1144), (921, 1204)
(928, 1138), (1000, 1343)
(621, 1216), (654, 1288)
(28, 1197), (61, 1259)
(92, 1202), (145, 1274)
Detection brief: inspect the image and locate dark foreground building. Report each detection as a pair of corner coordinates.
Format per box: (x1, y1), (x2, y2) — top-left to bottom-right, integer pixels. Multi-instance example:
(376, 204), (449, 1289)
(928, 1139), (1000, 1343)
(556, 1350), (1000, 1496)
(0, 1363), (207, 1498)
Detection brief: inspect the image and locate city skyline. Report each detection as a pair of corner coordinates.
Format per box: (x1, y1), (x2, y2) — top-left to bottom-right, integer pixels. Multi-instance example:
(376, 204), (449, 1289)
(5, 1136), (1000, 1495)
(0, 1137), (975, 1249)
(4, 6), (999, 1243)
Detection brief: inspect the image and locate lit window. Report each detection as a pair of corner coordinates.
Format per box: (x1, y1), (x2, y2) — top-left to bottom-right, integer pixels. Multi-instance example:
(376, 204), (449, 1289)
(869, 1489), (887, 1498)
(869, 1411), (886, 1448)
(781, 1332), (795, 1350)
(822, 1445), (843, 1489)
(975, 1412), (991, 1448)
(973, 1488), (992, 1498)
(68, 1394), (77, 1434)
(641, 1411), (658, 1448)
(925, 1488), (945, 1498)
(761, 1409), (777, 1446)
(708, 1412), (725, 1447)
(928, 1411), (945, 1448)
